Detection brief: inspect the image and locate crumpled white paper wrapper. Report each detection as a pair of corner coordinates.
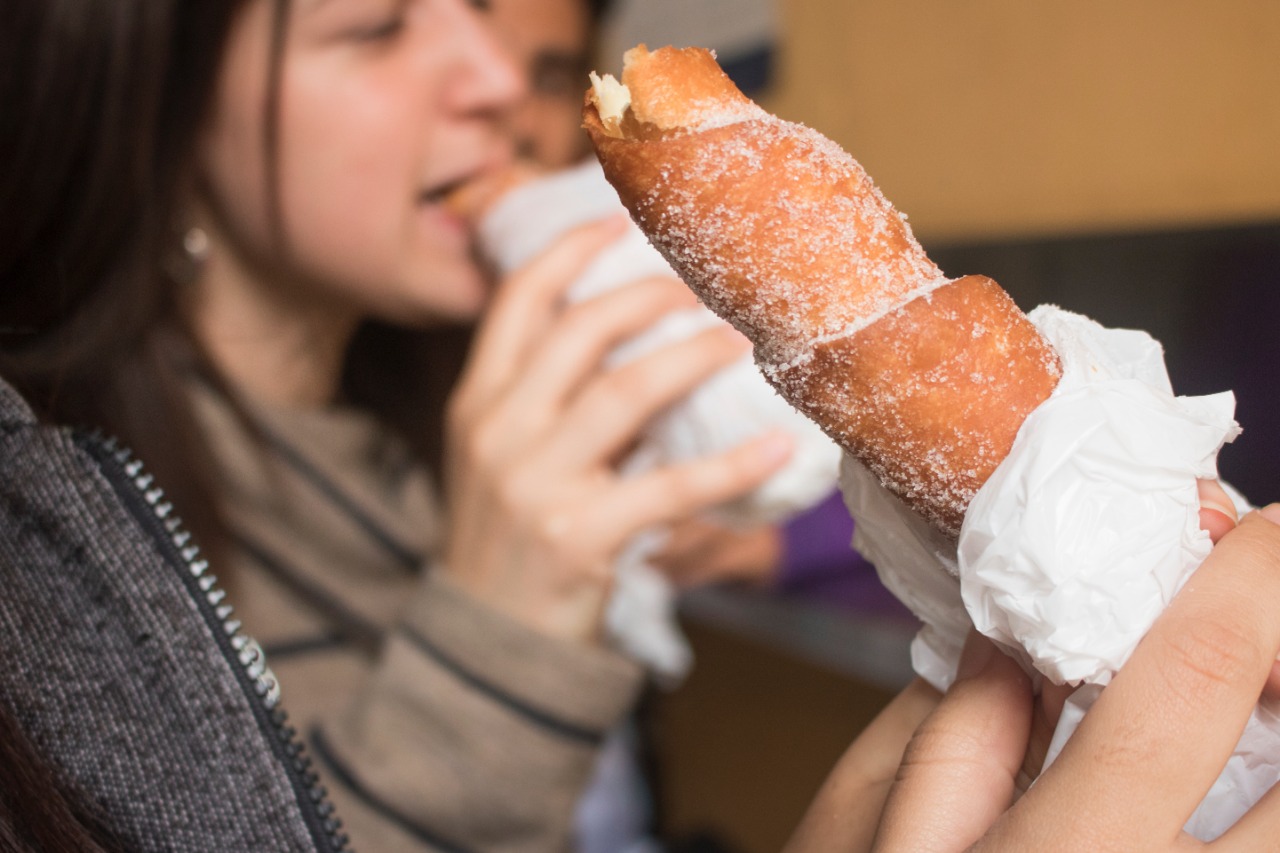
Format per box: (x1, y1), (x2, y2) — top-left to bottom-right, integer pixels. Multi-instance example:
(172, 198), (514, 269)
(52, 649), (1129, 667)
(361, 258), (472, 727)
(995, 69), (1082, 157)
(478, 160), (841, 680)
(841, 304), (1276, 840)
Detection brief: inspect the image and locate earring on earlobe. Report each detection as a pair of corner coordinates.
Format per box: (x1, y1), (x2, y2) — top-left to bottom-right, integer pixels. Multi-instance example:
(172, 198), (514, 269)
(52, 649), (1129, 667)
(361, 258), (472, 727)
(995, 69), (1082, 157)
(165, 226), (210, 284)
(183, 227), (210, 266)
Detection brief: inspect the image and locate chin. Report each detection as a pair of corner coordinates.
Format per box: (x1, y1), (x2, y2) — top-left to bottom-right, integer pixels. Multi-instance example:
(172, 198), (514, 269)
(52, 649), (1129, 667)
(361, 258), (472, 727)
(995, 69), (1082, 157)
(398, 269), (489, 327)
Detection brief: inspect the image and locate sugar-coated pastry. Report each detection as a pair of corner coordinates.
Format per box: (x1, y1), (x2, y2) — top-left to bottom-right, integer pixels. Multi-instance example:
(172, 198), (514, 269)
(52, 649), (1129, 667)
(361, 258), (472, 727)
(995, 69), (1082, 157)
(584, 45), (1061, 536)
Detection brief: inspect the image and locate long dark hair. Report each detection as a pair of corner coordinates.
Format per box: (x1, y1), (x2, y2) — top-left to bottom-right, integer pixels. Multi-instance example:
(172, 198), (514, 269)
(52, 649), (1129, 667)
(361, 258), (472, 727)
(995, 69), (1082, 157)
(0, 9), (254, 844)
(0, 0), (257, 563)
(1, 0), (465, 558)
(0, 0), (464, 844)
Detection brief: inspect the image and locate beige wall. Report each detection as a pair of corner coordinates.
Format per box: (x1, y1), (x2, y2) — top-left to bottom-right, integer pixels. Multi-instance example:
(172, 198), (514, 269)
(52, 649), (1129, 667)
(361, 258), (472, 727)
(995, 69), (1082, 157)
(766, 0), (1280, 243)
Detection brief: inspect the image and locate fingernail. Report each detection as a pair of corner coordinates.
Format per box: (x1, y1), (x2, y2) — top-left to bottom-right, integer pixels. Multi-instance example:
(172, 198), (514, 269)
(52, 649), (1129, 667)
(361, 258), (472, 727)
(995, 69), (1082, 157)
(1200, 497), (1238, 523)
(956, 631), (997, 681)
(1259, 503), (1280, 526)
(754, 430), (794, 464)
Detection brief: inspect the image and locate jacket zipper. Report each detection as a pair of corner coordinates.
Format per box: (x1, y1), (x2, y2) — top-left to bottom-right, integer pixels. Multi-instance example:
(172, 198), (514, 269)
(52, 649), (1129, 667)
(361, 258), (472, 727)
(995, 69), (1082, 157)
(77, 430), (352, 852)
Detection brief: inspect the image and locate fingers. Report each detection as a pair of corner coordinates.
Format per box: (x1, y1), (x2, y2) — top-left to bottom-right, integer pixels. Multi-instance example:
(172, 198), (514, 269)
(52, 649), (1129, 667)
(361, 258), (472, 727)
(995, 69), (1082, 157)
(991, 505), (1280, 846)
(458, 216), (629, 410)
(1199, 478), (1239, 544)
(874, 633), (1034, 852)
(784, 678), (943, 853)
(487, 277), (699, 430)
(651, 520), (782, 588)
(536, 323), (751, 468)
(584, 430), (793, 548)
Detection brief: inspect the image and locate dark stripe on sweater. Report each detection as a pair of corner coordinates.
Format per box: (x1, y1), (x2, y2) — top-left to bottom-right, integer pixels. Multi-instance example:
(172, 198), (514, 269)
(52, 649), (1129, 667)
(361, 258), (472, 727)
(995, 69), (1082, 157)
(258, 425), (424, 572)
(309, 726), (474, 853)
(397, 623), (606, 746)
(262, 632), (350, 660)
(233, 532), (384, 656)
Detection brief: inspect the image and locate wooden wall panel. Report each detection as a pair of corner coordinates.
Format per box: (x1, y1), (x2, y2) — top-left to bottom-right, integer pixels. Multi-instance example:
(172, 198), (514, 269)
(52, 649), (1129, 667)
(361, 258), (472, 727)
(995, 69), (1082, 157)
(765, 0), (1280, 242)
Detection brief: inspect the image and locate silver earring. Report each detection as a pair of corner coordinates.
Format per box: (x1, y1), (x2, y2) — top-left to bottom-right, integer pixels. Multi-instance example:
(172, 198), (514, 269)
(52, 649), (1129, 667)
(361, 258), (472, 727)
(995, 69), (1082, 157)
(182, 227), (210, 265)
(166, 226), (210, 284)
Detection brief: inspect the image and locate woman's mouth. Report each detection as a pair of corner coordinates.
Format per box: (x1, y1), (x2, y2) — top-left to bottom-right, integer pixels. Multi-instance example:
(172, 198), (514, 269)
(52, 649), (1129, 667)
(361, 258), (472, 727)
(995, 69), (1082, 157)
(419, 179), (465, 209)
(424, 163), (539, 226)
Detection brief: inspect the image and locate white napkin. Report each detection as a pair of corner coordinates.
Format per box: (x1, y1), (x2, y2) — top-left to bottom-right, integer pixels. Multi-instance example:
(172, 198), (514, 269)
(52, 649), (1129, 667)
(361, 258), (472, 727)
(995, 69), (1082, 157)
(477, 160), (841, 680)
(841, 304), (1273, 839)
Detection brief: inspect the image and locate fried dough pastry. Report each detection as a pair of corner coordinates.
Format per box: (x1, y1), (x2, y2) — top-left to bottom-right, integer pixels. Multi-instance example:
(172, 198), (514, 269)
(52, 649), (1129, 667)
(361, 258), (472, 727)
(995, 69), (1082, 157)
(584, 45), (1061, 536)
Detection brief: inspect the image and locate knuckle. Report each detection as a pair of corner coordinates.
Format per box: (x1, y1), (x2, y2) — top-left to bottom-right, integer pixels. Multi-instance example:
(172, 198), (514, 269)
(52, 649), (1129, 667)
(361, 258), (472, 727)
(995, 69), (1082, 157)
(533, 509), (575, 551)
(557, 301), (612, 344)
(1083, 715), (1155, 773)
(644, 464), (727, 518)
(458, 417), (504, 470)
(896, 722), (996, 780)
(533, 515), (612, 585)
(587, 371), (639, 413)
(647, 466), (693, 501)
(1156, 613), (1266, 701)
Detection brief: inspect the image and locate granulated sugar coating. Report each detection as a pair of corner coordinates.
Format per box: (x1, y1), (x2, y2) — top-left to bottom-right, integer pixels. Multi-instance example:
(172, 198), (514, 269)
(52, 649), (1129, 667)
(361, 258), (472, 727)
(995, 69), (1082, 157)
(585, 45), (1061, 536)
(631, 117), (948, 369)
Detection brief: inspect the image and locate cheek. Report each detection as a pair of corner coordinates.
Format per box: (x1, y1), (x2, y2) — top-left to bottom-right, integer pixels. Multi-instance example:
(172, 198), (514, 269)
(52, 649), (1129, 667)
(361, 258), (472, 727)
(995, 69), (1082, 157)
(278, 136), (398, 259)
(276, 78), (413, 244)
(273, 112), (486, 322)
(200, 36), (488, 324)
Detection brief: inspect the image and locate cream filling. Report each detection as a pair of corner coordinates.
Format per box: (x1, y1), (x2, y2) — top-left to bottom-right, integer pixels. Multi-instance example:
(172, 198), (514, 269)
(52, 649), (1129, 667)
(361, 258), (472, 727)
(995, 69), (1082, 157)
(588, 71), (631, 138)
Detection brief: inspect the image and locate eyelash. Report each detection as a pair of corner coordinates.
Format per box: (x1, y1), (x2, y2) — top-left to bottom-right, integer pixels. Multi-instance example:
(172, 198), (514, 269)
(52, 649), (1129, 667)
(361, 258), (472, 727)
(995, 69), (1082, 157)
(354, 16), (405, 41)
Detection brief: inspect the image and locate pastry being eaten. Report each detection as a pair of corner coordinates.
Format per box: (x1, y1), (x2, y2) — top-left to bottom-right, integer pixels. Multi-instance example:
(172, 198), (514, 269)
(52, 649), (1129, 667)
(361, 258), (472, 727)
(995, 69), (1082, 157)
(584, 45), (1061, 537)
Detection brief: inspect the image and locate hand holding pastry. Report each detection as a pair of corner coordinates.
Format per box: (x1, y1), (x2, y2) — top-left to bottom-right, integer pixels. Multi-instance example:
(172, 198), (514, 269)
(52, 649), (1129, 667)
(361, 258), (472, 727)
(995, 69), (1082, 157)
(443, 217), (792, 642)
(788, 506), (1280, 852)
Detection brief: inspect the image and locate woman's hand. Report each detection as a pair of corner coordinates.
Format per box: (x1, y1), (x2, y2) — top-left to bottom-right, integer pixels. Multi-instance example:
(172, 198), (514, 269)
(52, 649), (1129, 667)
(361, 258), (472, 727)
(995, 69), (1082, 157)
(788, 504), (1280, 852)
(650, 518), (783, 589)
(442, 217), (792, 642)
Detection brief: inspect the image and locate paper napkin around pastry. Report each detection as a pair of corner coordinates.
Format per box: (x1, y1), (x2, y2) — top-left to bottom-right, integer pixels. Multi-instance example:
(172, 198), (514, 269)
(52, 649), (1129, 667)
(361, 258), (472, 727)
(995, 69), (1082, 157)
(840, 303), (1274, 840)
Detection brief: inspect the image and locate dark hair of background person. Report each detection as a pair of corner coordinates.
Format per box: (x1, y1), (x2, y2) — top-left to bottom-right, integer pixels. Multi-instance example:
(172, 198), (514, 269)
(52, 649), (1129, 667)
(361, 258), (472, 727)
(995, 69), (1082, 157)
(0, 0), (472, 566)
(586, 0), (614, 25)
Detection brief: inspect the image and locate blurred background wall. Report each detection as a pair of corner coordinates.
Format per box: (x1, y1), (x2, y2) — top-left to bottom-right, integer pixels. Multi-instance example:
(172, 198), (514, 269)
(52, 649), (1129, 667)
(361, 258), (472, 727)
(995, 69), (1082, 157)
(602, 0), (1280, 506)
(768, 0), (1280, 242)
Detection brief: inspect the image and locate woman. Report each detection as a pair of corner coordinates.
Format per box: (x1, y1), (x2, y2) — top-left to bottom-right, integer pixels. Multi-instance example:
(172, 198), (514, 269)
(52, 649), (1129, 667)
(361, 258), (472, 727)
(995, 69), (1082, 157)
(6, 2), (1280, 852)
(0, 0), (790, 849)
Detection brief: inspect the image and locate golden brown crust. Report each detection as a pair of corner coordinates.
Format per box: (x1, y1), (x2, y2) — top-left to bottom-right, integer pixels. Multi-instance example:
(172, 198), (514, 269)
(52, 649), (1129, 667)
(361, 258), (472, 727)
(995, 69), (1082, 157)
(585, 104), (942, 366)
(766, 276), (1061, 535)
(618, 45), (755, 131)
(585, 46), (1061, 536)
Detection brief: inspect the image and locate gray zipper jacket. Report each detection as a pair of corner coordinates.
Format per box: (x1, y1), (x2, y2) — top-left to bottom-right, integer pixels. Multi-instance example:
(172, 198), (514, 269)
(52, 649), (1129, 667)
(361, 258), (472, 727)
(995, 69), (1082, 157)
(0, 375), (347, 851)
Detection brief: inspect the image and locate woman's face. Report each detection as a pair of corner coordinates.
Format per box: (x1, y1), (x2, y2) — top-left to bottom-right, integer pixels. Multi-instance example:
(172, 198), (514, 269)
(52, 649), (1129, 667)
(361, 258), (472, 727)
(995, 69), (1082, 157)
(199, 0), (524, 326)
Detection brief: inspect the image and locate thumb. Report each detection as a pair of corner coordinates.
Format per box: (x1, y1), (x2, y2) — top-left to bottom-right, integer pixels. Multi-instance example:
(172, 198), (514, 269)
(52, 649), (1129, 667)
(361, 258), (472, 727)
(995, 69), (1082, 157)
(873, 632), (1034, 852)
